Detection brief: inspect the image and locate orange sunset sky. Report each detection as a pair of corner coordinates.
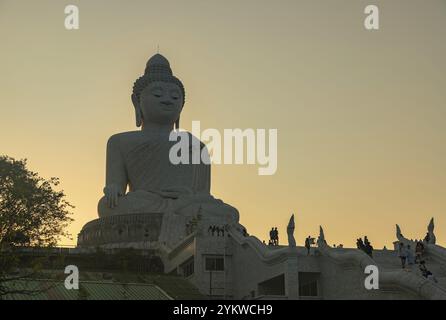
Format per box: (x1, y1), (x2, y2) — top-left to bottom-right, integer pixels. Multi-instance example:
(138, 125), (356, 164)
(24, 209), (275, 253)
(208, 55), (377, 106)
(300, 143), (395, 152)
(1, 0), (445, 248)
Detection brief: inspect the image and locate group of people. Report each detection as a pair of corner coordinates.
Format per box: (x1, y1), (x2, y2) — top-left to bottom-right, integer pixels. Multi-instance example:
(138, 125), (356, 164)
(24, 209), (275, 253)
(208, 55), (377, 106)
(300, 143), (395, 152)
(356, 236), (374, 257)
(398, 241), (437, 282)
(398, 242), (415, 268)
(261, 229), (438, 283)
(208, 225), (226, 237)
(268, 227), (279, 246)
(305, 236), (315, 255)
(398, 241), (425, 268)
(419, 260), (437, 282)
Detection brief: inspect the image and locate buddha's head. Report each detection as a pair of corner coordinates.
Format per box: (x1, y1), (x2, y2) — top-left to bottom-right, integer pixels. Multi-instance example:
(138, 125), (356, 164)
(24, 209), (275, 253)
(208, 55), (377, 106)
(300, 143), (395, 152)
(132, 54), (185, 129)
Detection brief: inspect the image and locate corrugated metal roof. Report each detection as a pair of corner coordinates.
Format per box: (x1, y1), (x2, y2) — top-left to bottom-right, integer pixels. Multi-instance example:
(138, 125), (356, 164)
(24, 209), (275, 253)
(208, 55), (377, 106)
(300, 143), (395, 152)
(2, 279), (171, 300)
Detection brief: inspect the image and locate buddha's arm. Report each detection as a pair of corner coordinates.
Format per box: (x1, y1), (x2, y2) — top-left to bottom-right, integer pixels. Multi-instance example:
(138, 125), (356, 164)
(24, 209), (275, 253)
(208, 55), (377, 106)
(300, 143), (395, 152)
(195, 142), (211, 194)
(104, 136), (128, 208)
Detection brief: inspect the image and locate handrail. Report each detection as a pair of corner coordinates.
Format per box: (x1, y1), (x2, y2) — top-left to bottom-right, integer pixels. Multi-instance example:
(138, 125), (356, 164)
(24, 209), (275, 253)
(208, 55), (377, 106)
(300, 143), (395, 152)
(226, 225), (293, 264)
(317, 228), (446, 300)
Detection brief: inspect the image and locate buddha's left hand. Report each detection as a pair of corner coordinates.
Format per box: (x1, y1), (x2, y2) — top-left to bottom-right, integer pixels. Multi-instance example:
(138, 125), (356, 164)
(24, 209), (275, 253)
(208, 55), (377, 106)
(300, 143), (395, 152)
(159, 186), (194, 199)
(160, 187), (212, 212)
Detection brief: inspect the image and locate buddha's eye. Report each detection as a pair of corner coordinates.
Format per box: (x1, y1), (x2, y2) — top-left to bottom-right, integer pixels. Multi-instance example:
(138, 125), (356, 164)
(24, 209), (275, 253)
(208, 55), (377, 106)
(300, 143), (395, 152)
(151, 88), (163, 98)
(171, 90), (180, 100)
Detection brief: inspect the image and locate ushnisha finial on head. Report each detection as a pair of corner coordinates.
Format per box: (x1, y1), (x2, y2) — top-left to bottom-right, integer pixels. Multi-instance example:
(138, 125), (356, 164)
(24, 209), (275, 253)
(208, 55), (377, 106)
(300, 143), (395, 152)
(132, 54), (185, 130)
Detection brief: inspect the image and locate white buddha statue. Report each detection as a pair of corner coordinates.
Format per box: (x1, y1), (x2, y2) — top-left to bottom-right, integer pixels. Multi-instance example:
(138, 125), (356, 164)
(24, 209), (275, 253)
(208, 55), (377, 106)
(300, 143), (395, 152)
(96, 54), (239, 246)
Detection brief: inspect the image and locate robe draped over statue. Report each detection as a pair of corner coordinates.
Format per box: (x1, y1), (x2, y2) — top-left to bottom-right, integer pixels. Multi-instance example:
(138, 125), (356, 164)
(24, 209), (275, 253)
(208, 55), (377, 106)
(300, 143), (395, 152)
(97, 132), (238, 247)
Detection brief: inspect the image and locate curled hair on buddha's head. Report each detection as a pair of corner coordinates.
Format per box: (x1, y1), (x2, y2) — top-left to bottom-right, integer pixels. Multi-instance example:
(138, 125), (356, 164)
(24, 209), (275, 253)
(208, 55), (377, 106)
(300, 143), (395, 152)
(131, 54), (185, 129)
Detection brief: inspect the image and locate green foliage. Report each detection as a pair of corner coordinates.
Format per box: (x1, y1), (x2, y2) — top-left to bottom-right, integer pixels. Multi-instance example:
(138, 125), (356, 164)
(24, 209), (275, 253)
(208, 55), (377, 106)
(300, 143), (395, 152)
(0, 155), (74, 247)
(0, 155), (74, 296)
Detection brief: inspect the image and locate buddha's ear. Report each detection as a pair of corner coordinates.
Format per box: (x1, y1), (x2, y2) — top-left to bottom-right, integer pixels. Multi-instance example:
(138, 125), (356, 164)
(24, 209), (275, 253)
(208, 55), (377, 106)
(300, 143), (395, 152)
(176, 102), (185, 130)
(131, 93), (143, 127)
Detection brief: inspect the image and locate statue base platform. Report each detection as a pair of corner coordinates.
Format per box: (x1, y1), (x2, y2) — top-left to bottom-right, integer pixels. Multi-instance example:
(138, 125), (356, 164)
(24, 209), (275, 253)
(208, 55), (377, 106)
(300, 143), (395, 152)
(77, 213), (163, 248)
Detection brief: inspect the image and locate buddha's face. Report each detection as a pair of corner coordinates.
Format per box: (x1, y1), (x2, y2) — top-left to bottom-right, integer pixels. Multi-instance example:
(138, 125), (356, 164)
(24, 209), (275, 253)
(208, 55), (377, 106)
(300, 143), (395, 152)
(137, 81), (183, 126)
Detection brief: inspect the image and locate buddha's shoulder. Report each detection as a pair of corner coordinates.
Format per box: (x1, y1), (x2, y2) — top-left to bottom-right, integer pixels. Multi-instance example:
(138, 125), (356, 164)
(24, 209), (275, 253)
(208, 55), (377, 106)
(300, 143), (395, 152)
(173, 131), (207, 148)
(107, 131), (143, 146)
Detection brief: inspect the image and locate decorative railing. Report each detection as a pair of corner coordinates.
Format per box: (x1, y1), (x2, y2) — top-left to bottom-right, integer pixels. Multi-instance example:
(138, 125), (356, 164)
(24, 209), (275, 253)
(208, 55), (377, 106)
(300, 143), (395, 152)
(317, 226), (446, 300)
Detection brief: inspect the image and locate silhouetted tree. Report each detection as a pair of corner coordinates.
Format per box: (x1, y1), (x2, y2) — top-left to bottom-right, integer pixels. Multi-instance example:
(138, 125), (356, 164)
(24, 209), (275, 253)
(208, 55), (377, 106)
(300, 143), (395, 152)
(0, 155), (73, 297)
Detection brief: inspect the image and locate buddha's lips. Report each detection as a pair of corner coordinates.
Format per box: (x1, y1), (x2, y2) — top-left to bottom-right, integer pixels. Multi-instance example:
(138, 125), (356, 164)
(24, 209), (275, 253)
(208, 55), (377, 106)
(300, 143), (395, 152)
(160, 104), (177, 111)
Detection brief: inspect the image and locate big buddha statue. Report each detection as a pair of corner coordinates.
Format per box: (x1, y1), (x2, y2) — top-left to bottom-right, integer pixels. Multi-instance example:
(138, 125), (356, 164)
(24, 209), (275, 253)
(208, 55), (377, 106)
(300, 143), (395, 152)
(78, 54), (239, 249)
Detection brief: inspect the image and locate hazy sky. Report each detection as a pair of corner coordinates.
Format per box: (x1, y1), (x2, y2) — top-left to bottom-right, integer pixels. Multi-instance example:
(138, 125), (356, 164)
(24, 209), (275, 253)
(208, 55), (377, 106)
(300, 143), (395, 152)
(1, 0), (445, 248)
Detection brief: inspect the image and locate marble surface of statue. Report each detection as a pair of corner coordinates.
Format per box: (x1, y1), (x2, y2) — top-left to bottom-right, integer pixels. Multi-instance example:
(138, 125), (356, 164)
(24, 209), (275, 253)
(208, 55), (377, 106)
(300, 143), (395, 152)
(94, 54), (239, 247)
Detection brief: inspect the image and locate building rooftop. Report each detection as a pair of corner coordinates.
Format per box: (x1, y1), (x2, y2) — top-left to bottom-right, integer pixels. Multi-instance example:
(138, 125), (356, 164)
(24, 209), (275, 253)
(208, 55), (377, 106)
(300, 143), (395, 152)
(2, 278), (172, 300)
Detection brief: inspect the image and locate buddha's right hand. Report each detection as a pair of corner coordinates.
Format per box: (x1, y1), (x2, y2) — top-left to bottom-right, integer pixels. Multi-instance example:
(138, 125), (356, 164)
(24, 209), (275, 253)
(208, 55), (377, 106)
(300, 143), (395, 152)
(103, 184), (123, 208)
